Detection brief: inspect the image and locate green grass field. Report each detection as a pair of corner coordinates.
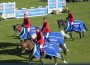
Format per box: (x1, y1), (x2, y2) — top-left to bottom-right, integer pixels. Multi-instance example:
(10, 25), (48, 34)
(0, 0), (90, 65)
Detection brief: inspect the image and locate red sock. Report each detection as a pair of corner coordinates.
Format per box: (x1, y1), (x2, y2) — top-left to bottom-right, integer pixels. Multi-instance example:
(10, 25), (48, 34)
(40, 48), (45, 52)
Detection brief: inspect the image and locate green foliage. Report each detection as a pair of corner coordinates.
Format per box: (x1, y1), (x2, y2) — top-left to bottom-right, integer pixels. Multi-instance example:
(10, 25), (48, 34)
(0, 0), (90, 64)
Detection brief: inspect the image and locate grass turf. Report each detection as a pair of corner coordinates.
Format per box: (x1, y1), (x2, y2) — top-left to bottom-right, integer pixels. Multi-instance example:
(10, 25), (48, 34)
(0, 0), (90, 65)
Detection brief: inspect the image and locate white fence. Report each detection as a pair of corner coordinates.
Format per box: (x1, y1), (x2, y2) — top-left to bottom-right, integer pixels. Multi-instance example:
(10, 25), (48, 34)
(16, 7), (48, 18)
(0, 1), (66, 19)
(48, 0), (66, 13)
(0, 2), (16, 19)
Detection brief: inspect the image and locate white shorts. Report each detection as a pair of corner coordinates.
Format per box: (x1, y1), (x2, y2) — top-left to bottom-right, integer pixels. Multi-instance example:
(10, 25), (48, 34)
(27, 28), (30, 32)
(40, 45), (43, 48)
(71, 22), (74, 25)
(46, 33), (49, 38)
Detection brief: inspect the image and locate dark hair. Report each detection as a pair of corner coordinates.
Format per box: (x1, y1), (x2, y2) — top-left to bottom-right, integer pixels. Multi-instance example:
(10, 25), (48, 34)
(43, 17), (47, 20)
(24, 13), (27, 16)
(66, 17), (69, 20)
(22, 24), (25, 27)
(36, 27), (39, 29)
(68, 10), (70, 12)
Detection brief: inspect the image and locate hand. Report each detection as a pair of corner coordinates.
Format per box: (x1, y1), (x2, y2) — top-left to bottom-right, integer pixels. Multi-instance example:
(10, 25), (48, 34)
(41, 30), (44, 33)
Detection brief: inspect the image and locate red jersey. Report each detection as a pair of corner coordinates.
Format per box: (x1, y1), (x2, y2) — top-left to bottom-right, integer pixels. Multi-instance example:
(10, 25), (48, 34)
(24, 17), (32, 28)
(37, 31), (44, 45)
(41, 21), (51, 33)
(68, 12), (74, 22)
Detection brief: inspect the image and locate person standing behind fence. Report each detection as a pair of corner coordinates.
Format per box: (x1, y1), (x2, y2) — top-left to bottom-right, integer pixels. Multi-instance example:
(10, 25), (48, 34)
(23, 13), (32, 39)
(67, 10), (75, 27)
(41, 17), (51, 41)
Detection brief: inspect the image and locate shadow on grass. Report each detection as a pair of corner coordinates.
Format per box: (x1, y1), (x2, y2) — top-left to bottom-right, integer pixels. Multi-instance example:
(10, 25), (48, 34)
(0, 48), (21, 55)
(0, 60), (90, 65)
(65, 37), (80, 42)
(0, 42), (29, 59)
(11, 35), (20, 39)
(0, 47), (30, 59)
(0, 60), (28, 65)
(0, 42), (17, 48)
